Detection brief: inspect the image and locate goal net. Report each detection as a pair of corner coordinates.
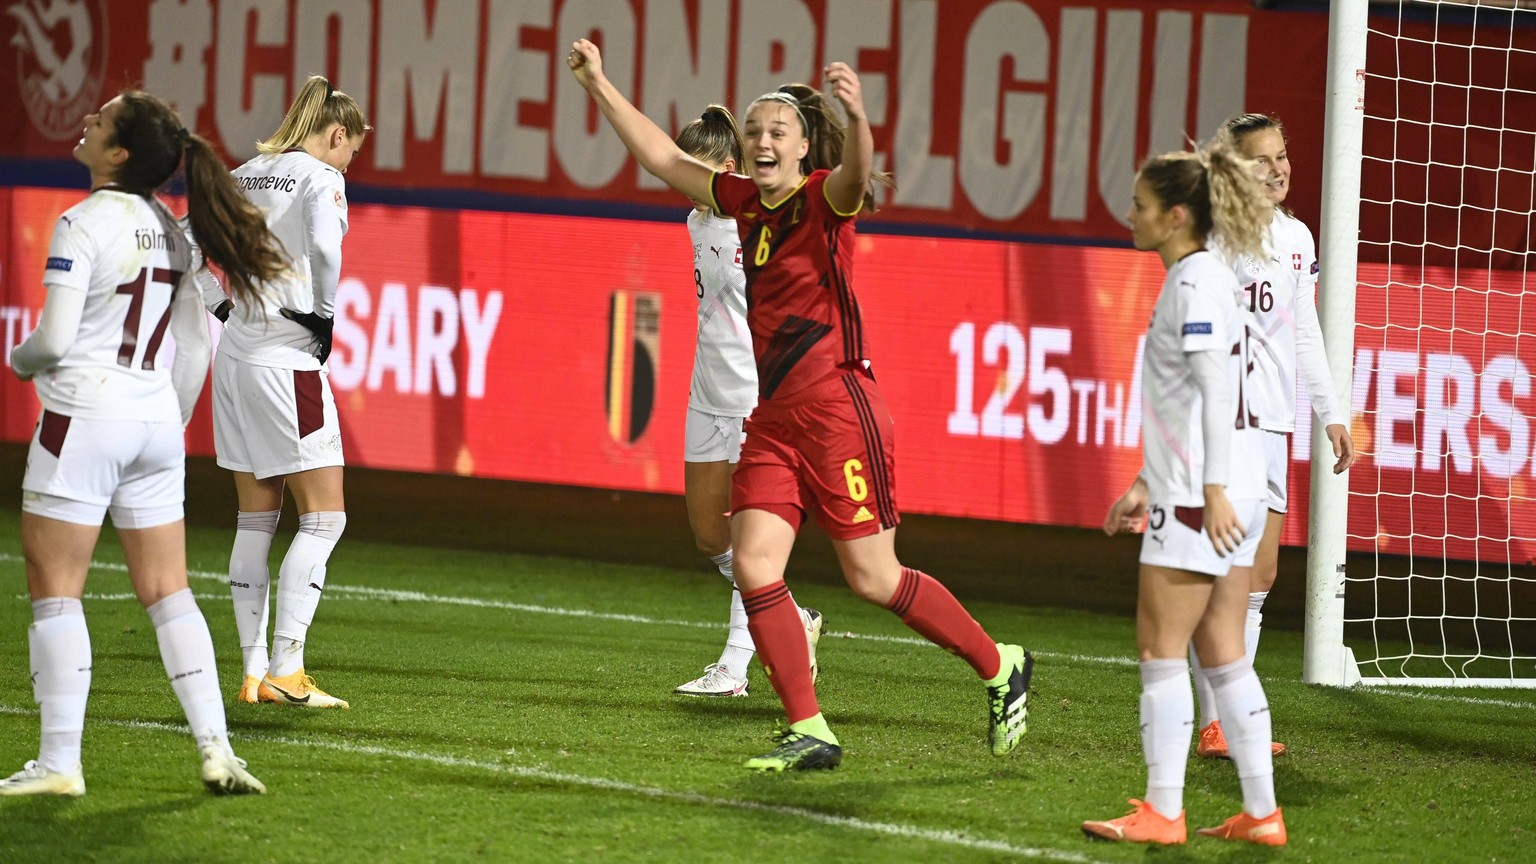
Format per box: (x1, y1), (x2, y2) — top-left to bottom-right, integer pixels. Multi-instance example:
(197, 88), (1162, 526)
(1311, 0), (1536, 687)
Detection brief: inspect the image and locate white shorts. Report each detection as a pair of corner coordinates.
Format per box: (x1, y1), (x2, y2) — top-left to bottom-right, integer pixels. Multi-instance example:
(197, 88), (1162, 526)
(213, 351), (344, 480)
(684, 407), (746, 463)
(1139, 497), (1267, 577)
(1264, 430), (1289, 514)
(21, 411), (185, 528)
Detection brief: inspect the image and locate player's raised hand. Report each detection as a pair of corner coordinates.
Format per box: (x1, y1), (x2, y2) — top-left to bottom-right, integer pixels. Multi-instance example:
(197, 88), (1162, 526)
(567, 39), (605, 89)
(824, 62), (865, 122)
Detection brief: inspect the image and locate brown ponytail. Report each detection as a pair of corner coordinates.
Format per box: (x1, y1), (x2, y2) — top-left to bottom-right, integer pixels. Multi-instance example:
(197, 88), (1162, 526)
(107, 91), (287, 306)
(181, 133), (289, 305)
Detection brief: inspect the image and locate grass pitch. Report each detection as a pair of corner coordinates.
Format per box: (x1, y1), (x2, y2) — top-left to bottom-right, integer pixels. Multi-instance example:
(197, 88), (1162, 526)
(0, 508), (1531, 863)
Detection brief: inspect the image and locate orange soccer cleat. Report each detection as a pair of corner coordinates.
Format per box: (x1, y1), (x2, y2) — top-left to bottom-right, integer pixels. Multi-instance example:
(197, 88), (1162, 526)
(1196, 807), (1288, 846)
(1196, 720), (1287, 759)
(1081, 799), (1187, 844)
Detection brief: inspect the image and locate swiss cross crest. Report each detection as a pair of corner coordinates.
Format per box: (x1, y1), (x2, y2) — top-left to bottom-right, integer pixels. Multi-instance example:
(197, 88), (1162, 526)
(1292, 253), (1303, 270)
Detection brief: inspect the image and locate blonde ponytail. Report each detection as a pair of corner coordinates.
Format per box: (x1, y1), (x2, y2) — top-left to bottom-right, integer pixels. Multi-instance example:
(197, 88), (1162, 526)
(257, 75), (370, 154)
(1138, 143), (1269, 261)
(1203, 141), (1272, 263)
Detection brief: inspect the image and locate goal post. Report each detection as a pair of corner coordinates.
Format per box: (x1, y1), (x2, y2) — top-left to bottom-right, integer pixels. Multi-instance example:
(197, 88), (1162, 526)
(1308, 0), (1536, 688)
(1305, 0), (1368, 687)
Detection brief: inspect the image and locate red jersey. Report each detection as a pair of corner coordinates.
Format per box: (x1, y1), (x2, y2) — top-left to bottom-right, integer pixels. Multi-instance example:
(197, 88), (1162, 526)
(709, 169), (868, 401)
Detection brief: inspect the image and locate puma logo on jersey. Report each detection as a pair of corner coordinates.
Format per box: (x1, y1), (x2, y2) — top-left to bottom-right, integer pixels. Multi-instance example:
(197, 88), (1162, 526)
(852, 506), (874, 524)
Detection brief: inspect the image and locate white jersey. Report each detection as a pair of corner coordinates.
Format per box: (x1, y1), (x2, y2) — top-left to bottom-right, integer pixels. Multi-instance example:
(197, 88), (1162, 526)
(686, 209), (756, 417)
(32, 190), (196, 422)
(220, 150), (349, 370)
(1228, 209), (1344, 433)
(1140, 250), (1266, 507)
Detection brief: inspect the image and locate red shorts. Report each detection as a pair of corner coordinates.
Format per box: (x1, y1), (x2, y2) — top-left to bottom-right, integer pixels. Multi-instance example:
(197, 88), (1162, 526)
(731, 370), (899, 540)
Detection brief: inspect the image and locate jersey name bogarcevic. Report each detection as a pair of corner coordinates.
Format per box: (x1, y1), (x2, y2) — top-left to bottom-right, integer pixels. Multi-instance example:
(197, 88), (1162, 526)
(1140, 250), (1266, 506)
(686, 209), (756, 417)
(1225, 209), (1344, 433)
(708, 169), (866, 401)
(222, 150), (349, 369)
(37, 190), (194, 422)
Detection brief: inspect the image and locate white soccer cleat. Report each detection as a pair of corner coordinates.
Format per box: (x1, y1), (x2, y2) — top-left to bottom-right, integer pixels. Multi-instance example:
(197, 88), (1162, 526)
(0, 760), (85, 797)
(674, 662), (749, 697)
(200, 741), (267, 795)
(802, 607), (824, 684)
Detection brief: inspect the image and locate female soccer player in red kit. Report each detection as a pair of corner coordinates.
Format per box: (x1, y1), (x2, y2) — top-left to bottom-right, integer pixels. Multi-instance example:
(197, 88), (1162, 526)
(569, 40), (1032, 770)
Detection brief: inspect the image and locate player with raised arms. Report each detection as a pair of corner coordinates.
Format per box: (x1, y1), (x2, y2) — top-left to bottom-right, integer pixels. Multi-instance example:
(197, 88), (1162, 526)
(670, 105), (823, 699)
(2, 90), (278, 796)
(569, 39), (1033, 770)
(1082, 143), (1286, 844)
(206, 75), (369, 710)
(1190, 112), (1357, 760)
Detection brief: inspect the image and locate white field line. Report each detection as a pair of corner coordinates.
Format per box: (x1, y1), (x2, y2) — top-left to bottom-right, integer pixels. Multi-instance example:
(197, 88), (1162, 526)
(6, 553), (1536, 711)
(0, 552), (1136, 668)
(0, 705), (1104, 863)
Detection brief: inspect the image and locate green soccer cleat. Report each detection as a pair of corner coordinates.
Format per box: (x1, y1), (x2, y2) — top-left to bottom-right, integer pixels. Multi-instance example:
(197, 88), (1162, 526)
(986, 643), (1034, 756)
(744, 729), (843, 772)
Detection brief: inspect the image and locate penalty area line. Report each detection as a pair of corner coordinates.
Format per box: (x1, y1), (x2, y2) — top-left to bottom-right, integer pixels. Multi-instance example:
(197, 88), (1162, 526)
(0, 704), (1104, 864)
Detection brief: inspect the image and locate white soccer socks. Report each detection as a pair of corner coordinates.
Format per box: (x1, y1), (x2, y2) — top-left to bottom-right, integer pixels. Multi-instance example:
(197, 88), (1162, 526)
(1205, 657), (1277, 818)
(719, 588), (756, 680)
(1140, 658), (1193, 820)
(1190, 644), (1219, 731)
(230, 509), (280, 678)
(1191, 590), (1270, 731)
(710, 548), (735, 582)
(148, 589), (229, 751)
(270, 511), (346, 678)
(1245, 591), (1268, 665)
(30, 598), (91, 775)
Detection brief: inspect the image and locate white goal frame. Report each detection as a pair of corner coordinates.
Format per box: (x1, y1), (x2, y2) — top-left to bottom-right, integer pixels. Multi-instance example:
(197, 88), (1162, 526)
(1306, 0), (1536, 688)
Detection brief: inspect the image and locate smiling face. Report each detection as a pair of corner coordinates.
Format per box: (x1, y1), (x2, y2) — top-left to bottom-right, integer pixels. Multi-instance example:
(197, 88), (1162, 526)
(74, 96), (126, 179)
(1237, 126), (1290, 206)
(741, 101), (809, 198)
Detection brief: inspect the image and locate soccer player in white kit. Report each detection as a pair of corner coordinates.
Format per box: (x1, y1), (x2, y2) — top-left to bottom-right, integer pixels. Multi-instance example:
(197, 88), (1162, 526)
(1191, 113), (1357, 760)
(205, 75), (369, 710)
(1, 90), (286, 796)
(669, 105), (822, 698)
(1082, 144), (1287, 845)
